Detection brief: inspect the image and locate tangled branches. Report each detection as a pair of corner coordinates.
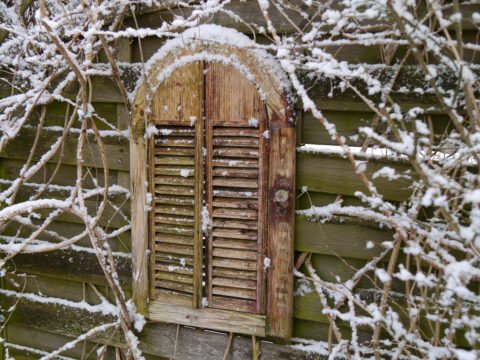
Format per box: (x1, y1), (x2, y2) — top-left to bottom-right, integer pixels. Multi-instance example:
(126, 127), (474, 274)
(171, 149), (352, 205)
(0, 0), (479, 359)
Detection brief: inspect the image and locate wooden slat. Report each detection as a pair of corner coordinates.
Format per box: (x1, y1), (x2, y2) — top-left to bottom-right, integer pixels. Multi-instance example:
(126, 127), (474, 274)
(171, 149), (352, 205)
(213, 128), (259, 137)
(155, 137), (194, 147)
(212, 258), (257, 271)
(155, 205), (194, 216)
(212, 158), (258, 168)
(212, 248), (257, 261)
(212, 286), (256, 300)
(155, 214), (194, 226)
(155, 243), (194, 256)
(156, 185), (194, 196)
(154, 166), (194, 177)
(213, 137), (259, 147)
(212, 168), (258, 178)
(155, 224), (194, 236)
(148, 301), (266, 337)
(212, 219), (257, 230)
(212, 277), (256, 290)
(155, 147), (195, 156)
(212, 207), (257, 220)
(155, 234), (193, 245)
(155, 263), (193, 275)
(155, 271), (193, 284)
(213, 267), (257, 280)
(157, 194), (195, 206)
(212, 178), (258, 188)
(212, 238), (258, 251)
(154, 155), (195, 165)
(155, 126), (195, 136)
(212, 189), (258, 199)
(213, 147), (259, 158)
(155, 279), (194, 293)
(212, 228), (257, 240)
(154, 175), (195, 186)
(213, 198), (258, 209)
(155, 253), (194, 266)
(211, 296), (257, 313)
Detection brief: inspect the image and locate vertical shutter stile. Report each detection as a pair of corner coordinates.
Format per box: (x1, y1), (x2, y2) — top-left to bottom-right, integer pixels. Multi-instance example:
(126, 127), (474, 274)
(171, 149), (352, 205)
(205, 62), (268, 314)
(149, 62), (204, 308)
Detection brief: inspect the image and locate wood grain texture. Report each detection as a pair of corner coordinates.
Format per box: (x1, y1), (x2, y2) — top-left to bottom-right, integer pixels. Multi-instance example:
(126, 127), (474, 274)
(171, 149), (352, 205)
(151, 62), (203, 124)
(267, 127), (296, 339)
(2, 294), (321, 359)
(148, 301), (266, 336)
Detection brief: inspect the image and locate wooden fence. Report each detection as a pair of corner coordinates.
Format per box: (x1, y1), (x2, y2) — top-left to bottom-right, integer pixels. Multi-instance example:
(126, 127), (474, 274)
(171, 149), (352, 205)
(1, 2), (479, 359)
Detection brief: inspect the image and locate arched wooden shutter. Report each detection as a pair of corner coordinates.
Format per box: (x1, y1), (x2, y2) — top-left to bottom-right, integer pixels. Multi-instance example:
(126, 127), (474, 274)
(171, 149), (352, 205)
(149, 62), (204, 308)
(204, 63), (268, 314)
(131, 49), (295, 338)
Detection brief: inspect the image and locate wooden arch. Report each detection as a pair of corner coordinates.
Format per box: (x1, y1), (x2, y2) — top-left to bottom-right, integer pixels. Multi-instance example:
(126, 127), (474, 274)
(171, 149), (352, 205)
(131, 40), (295, 339)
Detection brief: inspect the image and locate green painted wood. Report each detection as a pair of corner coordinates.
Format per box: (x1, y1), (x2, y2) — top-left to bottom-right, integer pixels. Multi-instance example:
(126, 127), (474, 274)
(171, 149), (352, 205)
(0, 158), (125, 191)
(1, 295), (323, 360)
(2, 219), (131, 252)
(301, 111), (452, 146)
(6, 248), (131, 289)
(5, 324), (117, 360)
(4, 273), (131, 305)
(294, 319), (372, 343)
(1, 127), (129, 171)
(295, 215), (393, 259)
(297, 151), (413, 201)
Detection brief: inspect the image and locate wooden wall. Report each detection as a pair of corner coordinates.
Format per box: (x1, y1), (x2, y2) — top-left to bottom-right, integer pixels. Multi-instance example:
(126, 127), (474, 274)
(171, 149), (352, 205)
(1, 1), (479, 359)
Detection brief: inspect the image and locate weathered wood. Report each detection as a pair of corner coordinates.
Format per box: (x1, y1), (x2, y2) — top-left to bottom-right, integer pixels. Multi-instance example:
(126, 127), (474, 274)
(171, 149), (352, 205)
(297, 151), (413, 201)
(129, 95), (149, 315)
(5, 324), (113, 360)
(1, 127), (129, 171)
(295, 214), (394, 259)
(6, 248), (131, 289)
(148, 301), (266, 336)
(267, 127), (296, 339)
(2, 294), (320, 359)
(302, 111), (452, 146)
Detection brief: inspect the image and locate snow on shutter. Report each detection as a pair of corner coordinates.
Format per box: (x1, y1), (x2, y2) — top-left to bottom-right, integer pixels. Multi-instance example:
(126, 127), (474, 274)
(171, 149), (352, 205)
(204, 62), (268, 314)
(132, 48), (294, 338)
(149, 62), (204, 308)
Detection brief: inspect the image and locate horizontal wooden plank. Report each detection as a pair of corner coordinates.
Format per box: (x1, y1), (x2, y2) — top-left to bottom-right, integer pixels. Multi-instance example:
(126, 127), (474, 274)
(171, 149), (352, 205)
(2, 294), (320, 360)
(295, 214), (393, 259)
(301, 111), (452, 146)
(5, 247), (132, 289)
(148, 301), (265, 337)
(1, 127), (129, 171)
(296, 151), (413, 201)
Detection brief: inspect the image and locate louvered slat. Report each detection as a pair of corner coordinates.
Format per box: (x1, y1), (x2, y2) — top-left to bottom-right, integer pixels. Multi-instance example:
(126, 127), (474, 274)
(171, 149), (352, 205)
(206, 123), (267, 314)
(152, 123), (201, 302)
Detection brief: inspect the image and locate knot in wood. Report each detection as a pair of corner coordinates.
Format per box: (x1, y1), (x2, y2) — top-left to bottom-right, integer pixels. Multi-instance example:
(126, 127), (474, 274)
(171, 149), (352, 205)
(274, 189), (289, 204)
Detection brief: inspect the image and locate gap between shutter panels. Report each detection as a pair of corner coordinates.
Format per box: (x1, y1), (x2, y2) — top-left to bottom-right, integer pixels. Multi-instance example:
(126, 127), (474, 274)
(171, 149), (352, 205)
(151, 61), (267, 314)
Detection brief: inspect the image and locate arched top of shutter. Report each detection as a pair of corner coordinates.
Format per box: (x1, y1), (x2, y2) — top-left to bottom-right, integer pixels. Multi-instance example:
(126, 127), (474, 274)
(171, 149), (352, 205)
(132, 24), (294, 133)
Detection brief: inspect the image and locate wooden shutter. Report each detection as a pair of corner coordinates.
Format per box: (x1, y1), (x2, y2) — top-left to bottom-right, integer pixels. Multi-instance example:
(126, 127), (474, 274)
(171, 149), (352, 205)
(204, 63), (268, 314)
(133, 54), (294, 338)
(149, 62), (204, 308)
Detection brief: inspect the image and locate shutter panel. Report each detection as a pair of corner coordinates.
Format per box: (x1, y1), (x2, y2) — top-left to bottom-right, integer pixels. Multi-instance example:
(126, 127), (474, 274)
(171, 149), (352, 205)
(149, 62), (204, 308)
(204, 62), (268, 314)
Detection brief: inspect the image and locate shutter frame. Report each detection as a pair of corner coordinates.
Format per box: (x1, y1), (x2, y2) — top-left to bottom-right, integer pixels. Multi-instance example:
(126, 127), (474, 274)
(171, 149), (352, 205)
(131, 41), (295, 338)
